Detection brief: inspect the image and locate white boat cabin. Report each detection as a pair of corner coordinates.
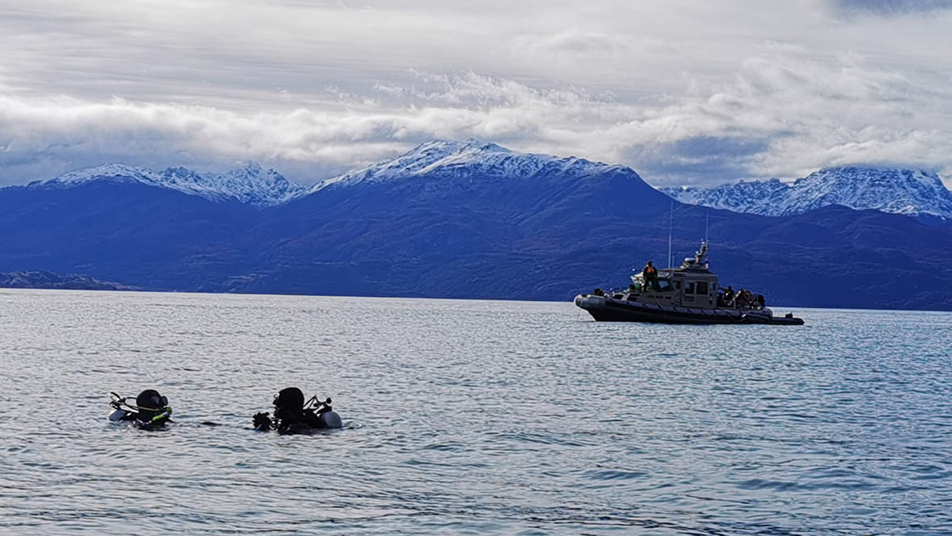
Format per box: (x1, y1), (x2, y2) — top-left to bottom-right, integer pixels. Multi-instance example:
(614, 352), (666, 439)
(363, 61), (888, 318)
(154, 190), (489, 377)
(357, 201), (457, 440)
(627, 243), (719, 309)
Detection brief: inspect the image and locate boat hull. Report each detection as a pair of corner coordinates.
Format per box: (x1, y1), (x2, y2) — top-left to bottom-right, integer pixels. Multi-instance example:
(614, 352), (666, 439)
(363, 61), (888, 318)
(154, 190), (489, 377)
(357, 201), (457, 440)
(575, 295), (803, 325)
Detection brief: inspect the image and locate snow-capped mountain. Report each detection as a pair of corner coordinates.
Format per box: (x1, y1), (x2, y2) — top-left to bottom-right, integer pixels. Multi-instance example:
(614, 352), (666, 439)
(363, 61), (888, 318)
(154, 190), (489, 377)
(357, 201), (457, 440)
(781, 167), (952, 218)
(663, 167), (952, 220)
(661, 179), (790, 214)
(35, 162), (306, 207)
(22, 145), (952, 221)
(311, 138), (628, 192)
(27, 140), (632, 206)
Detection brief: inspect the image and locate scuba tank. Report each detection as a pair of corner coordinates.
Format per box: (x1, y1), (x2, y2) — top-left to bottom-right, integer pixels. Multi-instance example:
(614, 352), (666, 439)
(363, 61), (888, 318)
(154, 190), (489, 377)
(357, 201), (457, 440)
(109, 392), (133, 421)
(304, 393), (343, 430)
(318, 409), (342, 429)
(108, 407), (131, 421)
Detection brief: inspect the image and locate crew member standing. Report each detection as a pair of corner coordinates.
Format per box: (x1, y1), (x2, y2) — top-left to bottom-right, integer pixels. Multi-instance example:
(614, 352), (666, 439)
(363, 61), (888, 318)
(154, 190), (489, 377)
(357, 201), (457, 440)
(642, 260), (659, 291)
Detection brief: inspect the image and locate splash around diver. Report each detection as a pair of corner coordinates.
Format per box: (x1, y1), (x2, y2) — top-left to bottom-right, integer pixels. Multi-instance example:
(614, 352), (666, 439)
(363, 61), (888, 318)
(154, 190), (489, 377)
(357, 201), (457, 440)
(253, 387), (343, 435)
(108, 389), (173, 430)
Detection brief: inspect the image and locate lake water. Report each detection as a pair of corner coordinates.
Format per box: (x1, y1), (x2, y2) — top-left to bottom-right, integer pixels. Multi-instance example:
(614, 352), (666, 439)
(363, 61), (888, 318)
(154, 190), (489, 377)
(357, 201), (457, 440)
(0, 289), (950, 535)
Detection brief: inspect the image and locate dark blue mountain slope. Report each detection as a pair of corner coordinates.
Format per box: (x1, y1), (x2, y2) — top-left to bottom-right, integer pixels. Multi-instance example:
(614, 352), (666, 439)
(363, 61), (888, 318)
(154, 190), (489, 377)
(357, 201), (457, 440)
(0, 182), (261, 289)
(243, 172), (952, 310)
(1, 148), (951, 310)
(0, 270), (134, 290)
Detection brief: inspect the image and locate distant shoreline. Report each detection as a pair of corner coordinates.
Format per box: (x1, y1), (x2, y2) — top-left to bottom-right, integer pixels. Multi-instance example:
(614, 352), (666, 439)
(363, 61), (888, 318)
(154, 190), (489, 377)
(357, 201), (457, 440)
(3, 285), (950, 314)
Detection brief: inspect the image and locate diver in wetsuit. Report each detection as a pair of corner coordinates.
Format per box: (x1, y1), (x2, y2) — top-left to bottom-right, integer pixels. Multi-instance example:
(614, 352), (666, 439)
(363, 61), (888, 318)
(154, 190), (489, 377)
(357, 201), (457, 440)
(108, 389), (172, 430)
(253, 387), (342, 434)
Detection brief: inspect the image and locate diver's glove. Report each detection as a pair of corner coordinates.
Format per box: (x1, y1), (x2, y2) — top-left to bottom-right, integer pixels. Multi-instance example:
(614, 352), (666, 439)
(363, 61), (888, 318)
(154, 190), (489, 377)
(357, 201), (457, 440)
(253, 412), (273, 431)
(152, 407), (172, 424)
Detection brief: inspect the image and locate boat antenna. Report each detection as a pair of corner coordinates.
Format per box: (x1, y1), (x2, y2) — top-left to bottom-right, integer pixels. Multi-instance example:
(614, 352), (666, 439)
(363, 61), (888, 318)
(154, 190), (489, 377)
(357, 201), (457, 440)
(705, 209), (710, 246)
(667, 199), (673, 269)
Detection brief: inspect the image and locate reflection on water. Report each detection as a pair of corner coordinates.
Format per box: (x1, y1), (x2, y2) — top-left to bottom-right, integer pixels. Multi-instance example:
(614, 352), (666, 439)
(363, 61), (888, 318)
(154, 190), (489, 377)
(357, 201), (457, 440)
(1, 289), (950, 535)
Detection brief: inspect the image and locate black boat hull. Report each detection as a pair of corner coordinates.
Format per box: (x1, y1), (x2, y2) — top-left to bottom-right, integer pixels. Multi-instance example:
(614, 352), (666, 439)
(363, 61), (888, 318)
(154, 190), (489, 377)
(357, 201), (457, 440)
(575, 295), (804, 325)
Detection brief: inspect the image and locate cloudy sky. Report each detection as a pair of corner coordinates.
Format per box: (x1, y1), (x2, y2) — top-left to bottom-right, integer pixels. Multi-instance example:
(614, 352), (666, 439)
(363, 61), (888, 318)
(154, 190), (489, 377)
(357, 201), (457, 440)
(1, 0), (950, 187)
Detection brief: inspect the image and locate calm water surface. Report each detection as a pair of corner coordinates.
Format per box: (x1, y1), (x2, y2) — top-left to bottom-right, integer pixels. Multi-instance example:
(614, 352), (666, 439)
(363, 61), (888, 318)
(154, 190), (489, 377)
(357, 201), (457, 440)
(1, 289), (950, 535)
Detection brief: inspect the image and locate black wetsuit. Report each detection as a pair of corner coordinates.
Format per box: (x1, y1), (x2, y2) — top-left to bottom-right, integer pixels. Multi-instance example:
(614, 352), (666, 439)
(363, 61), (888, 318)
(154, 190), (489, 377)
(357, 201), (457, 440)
(276, 410), (329, 434)
(120, 410), (172, 430)
(254, 408), (330, 434)
(254, 387), (334, 434)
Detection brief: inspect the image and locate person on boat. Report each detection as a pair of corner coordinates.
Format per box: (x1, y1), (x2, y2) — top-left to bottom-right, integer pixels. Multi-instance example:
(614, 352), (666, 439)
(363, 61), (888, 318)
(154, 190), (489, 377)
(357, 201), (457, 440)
(253, 387), (342, 434)
(642, 260), (658, 291)
(724, 286), (735, 306)
(737, 289), (754, 309)
(108, 389), (172, 430)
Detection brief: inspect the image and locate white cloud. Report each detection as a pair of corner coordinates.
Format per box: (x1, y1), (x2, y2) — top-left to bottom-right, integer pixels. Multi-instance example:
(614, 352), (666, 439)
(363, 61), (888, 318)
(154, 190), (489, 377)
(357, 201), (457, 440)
(831, 0), (952, 17)
(0, 0), (951, 187)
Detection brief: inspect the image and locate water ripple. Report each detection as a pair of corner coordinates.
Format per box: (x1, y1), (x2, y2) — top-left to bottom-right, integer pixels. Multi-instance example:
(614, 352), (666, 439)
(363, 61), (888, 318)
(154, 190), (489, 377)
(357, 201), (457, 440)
(0, 291), (950, 534)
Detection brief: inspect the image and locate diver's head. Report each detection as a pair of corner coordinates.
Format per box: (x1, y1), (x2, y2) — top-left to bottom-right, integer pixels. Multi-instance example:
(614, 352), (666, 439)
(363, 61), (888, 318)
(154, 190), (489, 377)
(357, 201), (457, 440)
(273, 387), (305, 420)
(135, 389), (168, 420)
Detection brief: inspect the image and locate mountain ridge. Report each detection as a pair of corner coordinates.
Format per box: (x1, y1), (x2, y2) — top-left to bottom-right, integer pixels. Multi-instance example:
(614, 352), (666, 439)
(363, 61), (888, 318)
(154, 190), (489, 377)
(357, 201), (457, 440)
(311, 138), (627, 192)
(32, 162), (306, 207)
(663, 166), (952, 220)
(12, 144), (952, 223)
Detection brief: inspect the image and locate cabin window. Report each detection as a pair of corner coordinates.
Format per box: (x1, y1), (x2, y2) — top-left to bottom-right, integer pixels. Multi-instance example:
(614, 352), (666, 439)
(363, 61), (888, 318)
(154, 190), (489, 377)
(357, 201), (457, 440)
(685, 282), (695, 294)
(634, 278), (673, 292)
(696, 282), (709, 295)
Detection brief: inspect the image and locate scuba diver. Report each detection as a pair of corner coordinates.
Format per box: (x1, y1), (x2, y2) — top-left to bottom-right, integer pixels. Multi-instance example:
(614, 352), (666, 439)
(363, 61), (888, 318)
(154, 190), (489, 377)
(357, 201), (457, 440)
(108, 389), (173, 430)
(253, 387), (343, 434)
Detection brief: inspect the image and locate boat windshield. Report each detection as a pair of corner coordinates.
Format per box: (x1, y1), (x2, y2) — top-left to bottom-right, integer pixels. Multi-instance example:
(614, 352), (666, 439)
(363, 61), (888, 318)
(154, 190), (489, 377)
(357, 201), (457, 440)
(632, 278), (673, 292)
